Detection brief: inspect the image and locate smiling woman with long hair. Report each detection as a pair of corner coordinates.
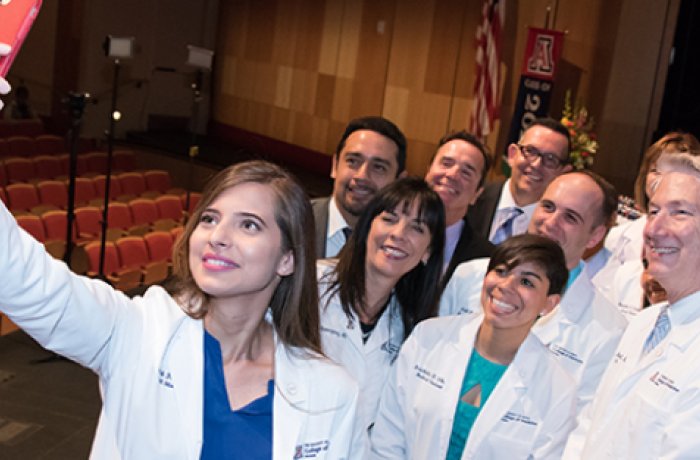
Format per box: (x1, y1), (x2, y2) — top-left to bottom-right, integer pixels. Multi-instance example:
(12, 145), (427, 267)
(0, 160), (359, 459)
(317, 176), (446, 454)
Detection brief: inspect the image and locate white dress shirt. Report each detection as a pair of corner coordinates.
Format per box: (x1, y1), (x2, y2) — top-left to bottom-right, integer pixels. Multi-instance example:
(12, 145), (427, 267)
(325, 198), (350, 258)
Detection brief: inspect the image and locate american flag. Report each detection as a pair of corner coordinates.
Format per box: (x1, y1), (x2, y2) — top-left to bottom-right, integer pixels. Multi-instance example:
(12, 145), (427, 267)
(469, 0), (505, 139)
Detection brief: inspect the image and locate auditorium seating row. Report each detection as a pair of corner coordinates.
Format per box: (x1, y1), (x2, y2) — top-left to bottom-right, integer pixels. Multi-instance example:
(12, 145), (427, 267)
(0, 149), (137, 184)
(0, 134), (66, 157)
(5, 186), (200, 229)
(16, 210), (185, 291)
(87, 230), (183, 291)
(0, 119), (44, 139)
(0, 170), (193, 214)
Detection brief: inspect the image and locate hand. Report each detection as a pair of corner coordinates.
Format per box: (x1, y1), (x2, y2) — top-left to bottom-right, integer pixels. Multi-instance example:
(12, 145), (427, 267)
(0, 43), (11, 111)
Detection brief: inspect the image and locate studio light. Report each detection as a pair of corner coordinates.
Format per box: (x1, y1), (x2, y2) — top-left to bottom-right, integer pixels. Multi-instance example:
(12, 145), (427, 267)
(186, 45), (213, 71)
(103, 35), (134, 59)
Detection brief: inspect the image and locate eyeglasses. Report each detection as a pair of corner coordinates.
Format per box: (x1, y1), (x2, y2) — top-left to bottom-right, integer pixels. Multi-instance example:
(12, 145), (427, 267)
(516, 144), (567, 170)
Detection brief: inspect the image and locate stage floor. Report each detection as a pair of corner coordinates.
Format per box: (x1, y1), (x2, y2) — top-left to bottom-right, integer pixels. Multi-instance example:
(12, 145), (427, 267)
(126, 129), (333, 198)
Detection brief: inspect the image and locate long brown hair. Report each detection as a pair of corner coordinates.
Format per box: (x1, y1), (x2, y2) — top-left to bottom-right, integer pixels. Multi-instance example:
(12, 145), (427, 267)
(171, 160), (322, 355)
(324, 177), (445, 338)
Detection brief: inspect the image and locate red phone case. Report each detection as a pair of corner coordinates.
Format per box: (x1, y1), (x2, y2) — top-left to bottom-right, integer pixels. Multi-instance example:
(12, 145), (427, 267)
(0, 0), (43, 78)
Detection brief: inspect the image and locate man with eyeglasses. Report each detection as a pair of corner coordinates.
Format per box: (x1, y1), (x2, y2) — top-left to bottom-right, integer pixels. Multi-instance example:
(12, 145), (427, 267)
(468, 118), (572, 244)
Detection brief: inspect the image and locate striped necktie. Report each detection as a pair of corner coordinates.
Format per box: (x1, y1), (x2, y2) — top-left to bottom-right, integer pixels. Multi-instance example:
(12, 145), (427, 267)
(642, 307), (671, 356)
(491, 207), (523, 245)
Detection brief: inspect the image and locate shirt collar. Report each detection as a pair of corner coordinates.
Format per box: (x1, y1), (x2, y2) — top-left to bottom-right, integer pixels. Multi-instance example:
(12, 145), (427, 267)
(327, 197), (349, 239)
(668, 290), (700, 328)
(490, 179), (537, 239)
(496, 179), (538, 215)
(566, 260), (585, 292)
(443, 219), (466, 272)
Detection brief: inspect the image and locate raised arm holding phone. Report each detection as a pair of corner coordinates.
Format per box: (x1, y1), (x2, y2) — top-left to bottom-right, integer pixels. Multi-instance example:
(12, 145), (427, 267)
(0, 44), (11, 109)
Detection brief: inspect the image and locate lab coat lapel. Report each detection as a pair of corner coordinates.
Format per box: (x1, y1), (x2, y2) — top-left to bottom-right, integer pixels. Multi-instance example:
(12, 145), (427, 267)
(464, 337), (530, 455)
(273, 343), (310, 458)
(559, 270), (592, 324)
(534, 272), (591, 344)
(165, 316), (205, 459)
(446, 318), (481, 430)
(364, 300), (403, 355)
(598, 306), (663, 407)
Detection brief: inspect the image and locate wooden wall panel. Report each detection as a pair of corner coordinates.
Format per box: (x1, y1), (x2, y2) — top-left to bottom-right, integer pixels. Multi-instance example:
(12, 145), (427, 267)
(218, 1), (248, 58)
(326, 120), (347, 154)
(269, 106), (294, 141)
(220, 56), (238, 96)
(248, 102), (273, 136)
(294, 3), (325, 71)
(318, 0), (345, 74)
(244, 1), (278, 62)
(289, 69), (319, 114)
(452, 0), (480, 98)
(447, 97), (472, 132)
(331, 77), (354, 122)
(406, 140), (440, 176)
(349, 79), (385, 118)
(315, 74), (337, 118)
(212, 0), (668, 187)
(406, 92), (452, 143)
(336, 0), (363, 79)
(382, 85), (410, 132)
(310, 116), (332, 153)
(275, 65), (294, 109)
(424, 0), (468, 95)
(291, 112), (315, 148)
(271, 1), (298, 66)
(354, 0), (395, 84)
(386, 0), (433, 91)
(232, 60), (255, 100)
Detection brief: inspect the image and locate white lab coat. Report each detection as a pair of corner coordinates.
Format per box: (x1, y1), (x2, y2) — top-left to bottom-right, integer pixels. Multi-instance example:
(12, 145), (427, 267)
(0, 202), (360, 460)
(593, 216), (646, 318)
(440, 258), (627, 412)
(438, 257), (489, 319)
(564, 291), (700, 459)
(317, 259), (405, 455)
(370, 315), (576, 459)
(534, 267), (627, 412)
(604, 215), (646, 265)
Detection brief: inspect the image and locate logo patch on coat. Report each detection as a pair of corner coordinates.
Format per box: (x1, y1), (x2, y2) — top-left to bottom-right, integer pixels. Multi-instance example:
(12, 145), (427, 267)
(294, 440), (330, 458)
(158, 368), (174, 388)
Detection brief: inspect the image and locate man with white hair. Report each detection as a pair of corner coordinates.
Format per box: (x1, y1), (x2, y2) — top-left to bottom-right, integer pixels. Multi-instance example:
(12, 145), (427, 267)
(564, 152), (700, 458)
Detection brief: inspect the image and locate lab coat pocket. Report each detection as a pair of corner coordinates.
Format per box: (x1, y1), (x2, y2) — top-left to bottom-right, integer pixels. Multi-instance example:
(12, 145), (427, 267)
(624, 392), (670, 459)
(475, 431), (532, 459)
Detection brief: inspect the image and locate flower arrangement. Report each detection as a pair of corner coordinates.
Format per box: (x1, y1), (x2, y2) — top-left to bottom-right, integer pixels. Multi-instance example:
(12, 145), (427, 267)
(561, 90), (599, 170)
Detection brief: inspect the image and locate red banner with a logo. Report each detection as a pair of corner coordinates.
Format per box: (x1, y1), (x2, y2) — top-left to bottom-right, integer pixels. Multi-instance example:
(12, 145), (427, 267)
(503, 28), (565, 173)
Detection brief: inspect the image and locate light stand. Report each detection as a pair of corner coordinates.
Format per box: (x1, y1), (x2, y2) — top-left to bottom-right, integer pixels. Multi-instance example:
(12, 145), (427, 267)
(63, 92), (91, 267)
(31, 93), (90, 365)
(98, 36), (133, 279)
(184, 45), (213, 220)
